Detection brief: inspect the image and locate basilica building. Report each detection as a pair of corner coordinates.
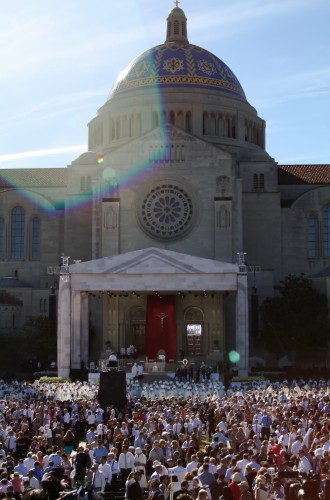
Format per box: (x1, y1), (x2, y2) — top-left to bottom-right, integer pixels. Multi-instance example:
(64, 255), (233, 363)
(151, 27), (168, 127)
(0, 5), (329, 377)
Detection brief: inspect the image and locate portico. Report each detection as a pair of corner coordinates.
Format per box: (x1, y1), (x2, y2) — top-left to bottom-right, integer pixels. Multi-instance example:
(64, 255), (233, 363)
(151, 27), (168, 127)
(57, 247), (249, 378)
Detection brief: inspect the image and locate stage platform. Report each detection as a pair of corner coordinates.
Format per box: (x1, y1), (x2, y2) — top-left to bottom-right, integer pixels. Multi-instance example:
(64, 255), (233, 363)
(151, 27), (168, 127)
(88, 370), (219, 385)
(87, 356), (219, 385)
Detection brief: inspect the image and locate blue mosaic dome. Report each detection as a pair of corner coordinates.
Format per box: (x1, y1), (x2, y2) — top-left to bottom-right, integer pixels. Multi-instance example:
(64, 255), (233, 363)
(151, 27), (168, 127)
(109, 42), (246, 102)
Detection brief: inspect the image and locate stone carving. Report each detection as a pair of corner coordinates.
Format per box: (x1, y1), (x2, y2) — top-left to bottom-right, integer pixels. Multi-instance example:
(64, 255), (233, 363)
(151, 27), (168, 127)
(216, 175), (230, 195)
(104, 206), (118, 230)
(217, 205), (230, 228)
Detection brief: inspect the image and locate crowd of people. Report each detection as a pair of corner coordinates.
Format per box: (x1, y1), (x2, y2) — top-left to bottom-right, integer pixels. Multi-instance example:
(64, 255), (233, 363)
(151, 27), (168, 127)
(0, 377), (329, 499)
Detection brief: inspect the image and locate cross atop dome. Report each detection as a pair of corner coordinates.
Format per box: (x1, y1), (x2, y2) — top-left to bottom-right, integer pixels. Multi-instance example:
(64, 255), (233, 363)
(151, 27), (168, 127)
(166, 1), (188, 43)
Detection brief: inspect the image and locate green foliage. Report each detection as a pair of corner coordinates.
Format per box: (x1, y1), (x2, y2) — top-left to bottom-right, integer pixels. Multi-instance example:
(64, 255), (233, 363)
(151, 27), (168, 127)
(260, 274), (330, 354)
(38, 376), (71, 383)
(231, 376), (266, 382)
(0, 316), (57, 377)
(20, 316), (57, 366)
(21, 315), (50, 336)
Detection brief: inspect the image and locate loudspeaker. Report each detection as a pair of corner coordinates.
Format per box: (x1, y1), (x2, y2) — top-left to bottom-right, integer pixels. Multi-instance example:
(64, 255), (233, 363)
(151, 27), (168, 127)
(107, 361), (118, 368)
(98, 371), (127, 411)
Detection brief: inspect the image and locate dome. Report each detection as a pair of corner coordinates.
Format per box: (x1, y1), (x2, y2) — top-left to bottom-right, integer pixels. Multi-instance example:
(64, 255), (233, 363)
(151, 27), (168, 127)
(109, 42), (246, 102)
(108, 5), (246, 103)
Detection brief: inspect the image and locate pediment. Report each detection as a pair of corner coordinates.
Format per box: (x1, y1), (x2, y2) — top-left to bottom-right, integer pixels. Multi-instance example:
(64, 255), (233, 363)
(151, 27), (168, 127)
(105, 124), (232, 160)
(69, 247), (237, 276)
(144, 124), (196, 142)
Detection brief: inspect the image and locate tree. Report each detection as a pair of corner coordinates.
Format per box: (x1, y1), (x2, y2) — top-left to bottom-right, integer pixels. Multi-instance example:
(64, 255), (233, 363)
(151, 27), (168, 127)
(260, 274), (329, 355)
(20, 316), (57, 369)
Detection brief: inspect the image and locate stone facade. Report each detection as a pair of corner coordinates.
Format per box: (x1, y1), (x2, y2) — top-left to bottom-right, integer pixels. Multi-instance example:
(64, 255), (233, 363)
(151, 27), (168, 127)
(0, 5), (329, 373)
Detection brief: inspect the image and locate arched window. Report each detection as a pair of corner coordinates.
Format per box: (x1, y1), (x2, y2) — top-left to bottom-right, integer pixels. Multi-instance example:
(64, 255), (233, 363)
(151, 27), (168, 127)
(210, 114), (216, 135)
(323, 205), (330, 257)
(203, 112), (208, 135)
(0, 218), (4, 260)
(11, 206), (25, 260)
(129, 116), (134, 137)
(253, 174), (258, 191)
(308, 215), (318, 258)
(259, 173), (265, 190)
(86, 176), (92, 191)
(80, 176), (85, 192)
(231, 117), (236, 138)
(31, 217), (40, 260)
(181, 21), (186, 37)
(185, 111), (191, 132)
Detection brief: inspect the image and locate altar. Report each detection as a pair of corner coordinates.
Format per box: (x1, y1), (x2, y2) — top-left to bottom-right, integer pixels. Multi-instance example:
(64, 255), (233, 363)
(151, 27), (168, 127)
(144, 361), (166, 373)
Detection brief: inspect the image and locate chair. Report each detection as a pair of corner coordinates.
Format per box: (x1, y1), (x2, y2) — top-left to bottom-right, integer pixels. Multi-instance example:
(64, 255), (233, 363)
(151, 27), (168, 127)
(158, 349), (166, 362)
(89, 361), (96, 372)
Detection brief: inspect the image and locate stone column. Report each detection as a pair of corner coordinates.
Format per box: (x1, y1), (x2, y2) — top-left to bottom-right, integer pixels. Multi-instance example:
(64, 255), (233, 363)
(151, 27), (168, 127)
(236, 273), (249, 376)
(81, 292), (89, 367)
(57, 275), (71, 378)
(71, 291), (82, 369)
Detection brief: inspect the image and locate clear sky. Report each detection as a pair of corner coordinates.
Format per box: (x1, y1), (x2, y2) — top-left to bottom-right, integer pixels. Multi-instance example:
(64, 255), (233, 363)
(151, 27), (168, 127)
(0, 0), (329, 169)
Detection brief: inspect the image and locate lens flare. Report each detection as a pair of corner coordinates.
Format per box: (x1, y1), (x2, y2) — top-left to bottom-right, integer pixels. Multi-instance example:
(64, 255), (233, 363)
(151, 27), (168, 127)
(0, 82), (168, 218)
(228, 350), (240, 363)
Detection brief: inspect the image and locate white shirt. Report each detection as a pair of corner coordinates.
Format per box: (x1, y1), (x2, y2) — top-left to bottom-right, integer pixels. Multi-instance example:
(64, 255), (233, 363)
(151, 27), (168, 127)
(107, 459), (119, 475)
(171, 466), (187, 483)
(323, 440), (330, 451)
(291, 440), (302, 457)
(172, 422), (182, 435)
(298, 455), (312, 473)
(0, 481), (12, 493)
(26, 476), (40, 489)
(92, 470), (106, 491)
(245, 461), (261, 474)
(118, 452), (135, 469)
(236, 458), (249, 474)
(86, 413), (96, 425)
(6, 435), (16, 451)
(63, 412), (71, 424)
(43, 427), (52, 439)
(187, 460), (199, 473)
(23, 457), (35, 471)
(278, 433), (289, 448)
(99, 462), (112, 483)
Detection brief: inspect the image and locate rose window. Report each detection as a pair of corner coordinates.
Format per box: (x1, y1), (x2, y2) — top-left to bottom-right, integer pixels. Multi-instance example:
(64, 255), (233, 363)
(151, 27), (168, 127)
(140, 184), (194, 239)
